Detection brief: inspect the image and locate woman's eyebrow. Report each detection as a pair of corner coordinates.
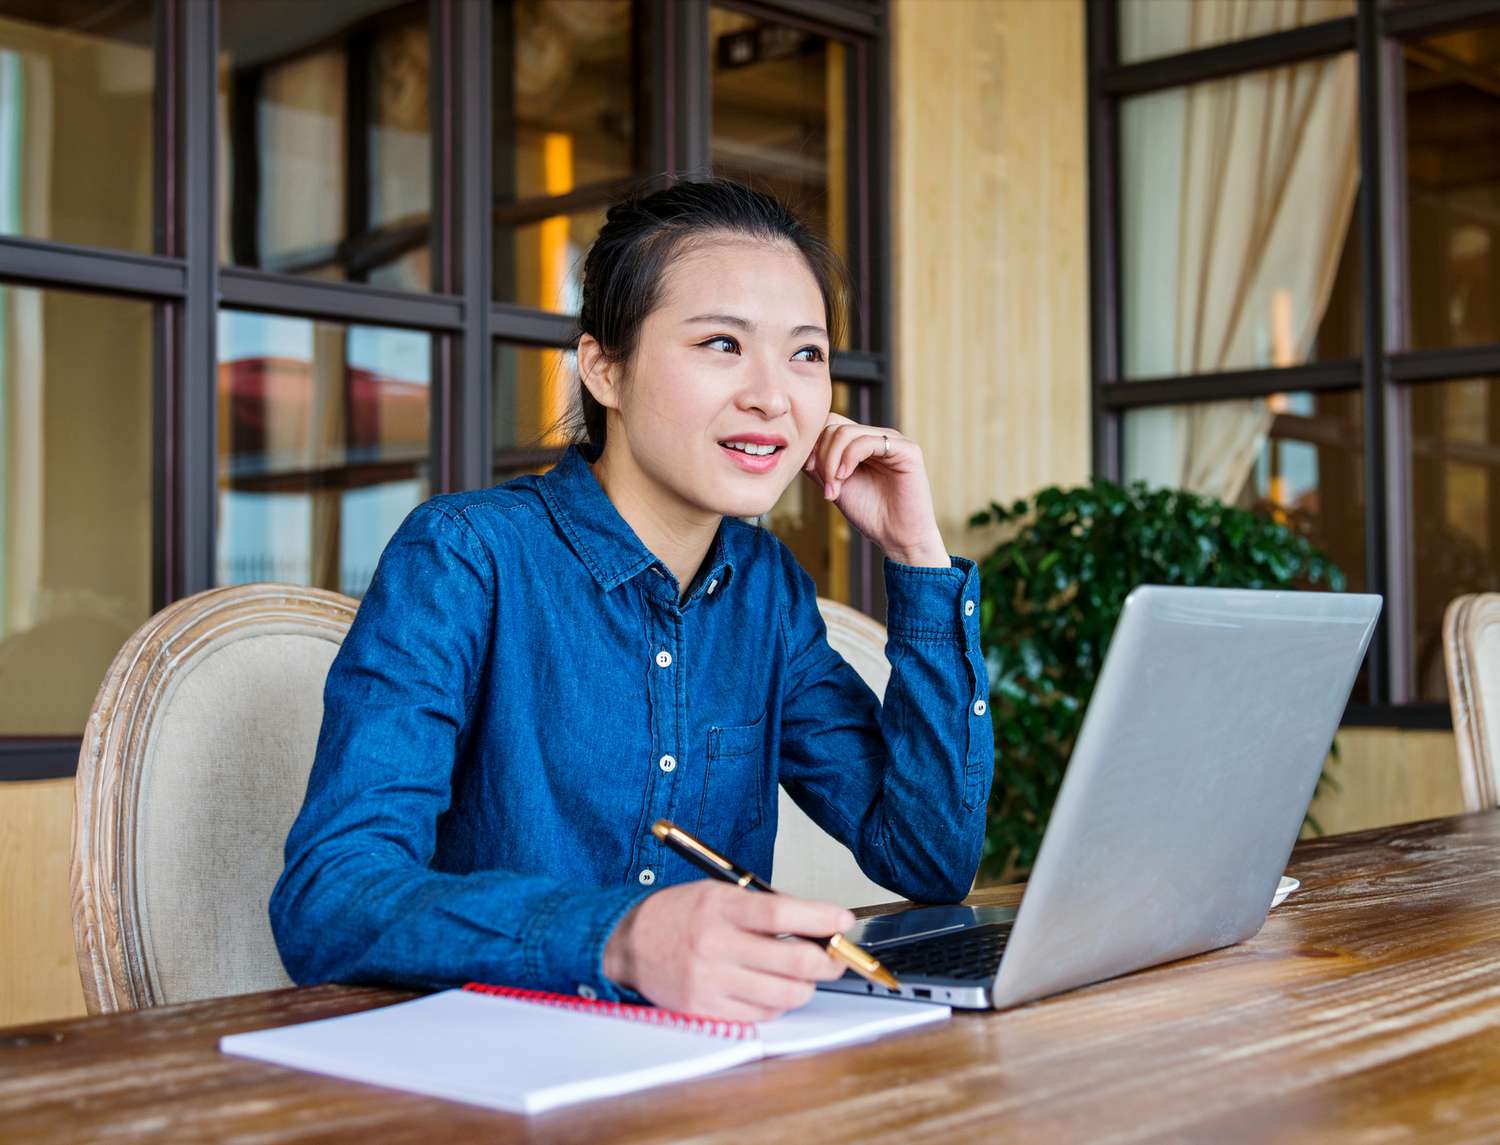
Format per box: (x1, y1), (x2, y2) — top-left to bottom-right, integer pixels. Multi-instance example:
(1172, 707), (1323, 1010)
(684, 313), (829, 339)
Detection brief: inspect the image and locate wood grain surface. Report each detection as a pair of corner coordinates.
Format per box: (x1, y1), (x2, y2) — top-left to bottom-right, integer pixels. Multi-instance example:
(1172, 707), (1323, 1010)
(6, 813), (1500, 1144)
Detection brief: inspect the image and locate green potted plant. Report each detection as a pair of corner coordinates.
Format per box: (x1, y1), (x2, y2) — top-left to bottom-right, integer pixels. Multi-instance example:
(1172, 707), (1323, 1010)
(967, 479), (1347, 883)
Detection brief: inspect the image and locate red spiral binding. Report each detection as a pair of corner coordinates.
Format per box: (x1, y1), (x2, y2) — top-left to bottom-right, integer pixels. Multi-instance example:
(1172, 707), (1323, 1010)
(461, 983), (756, 1041)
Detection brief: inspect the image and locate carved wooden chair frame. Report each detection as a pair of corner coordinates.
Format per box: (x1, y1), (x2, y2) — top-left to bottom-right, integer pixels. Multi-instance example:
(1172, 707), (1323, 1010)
(1443, 593), (1500, 812)
(71, 584), (357, 1013)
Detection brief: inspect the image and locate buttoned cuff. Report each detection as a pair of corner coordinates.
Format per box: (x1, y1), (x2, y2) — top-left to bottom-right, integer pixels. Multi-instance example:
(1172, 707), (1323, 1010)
(883, 555), (981, 648)
(519, 882), (657, 1003)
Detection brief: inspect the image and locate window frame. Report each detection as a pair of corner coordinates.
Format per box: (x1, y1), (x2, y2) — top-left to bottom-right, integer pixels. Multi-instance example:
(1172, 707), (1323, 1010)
(0, 0), (891, 779)
(1087, 0), (1500, 730)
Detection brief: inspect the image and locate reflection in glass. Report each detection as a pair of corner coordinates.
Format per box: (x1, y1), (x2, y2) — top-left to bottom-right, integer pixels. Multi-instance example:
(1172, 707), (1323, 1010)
(1124, 390), (1367, 697)
(1120, 54), (1361, 379)
(493, 341), (572, 463)
(1118, 0), (1354, 65)
(217, 312), (431, 598)
(1408, 379), (1500, 700)
(0, 288), (153, 735)
(0, 1), (155, 252)
(1405, 24), (1500, 350)
(218, 1), (432, 291)
(710, 7), (849, 347)
(493, 0), (635, 310)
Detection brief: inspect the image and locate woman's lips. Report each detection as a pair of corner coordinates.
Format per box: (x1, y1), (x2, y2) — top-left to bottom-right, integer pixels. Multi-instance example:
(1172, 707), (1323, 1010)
(718, 442), (783, 474)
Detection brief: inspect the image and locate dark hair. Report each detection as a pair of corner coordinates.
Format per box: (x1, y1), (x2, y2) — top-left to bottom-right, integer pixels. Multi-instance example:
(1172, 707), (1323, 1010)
(567, 176), (850, 450)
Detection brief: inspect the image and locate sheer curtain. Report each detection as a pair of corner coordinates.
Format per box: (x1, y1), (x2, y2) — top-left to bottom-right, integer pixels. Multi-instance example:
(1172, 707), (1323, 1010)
(1120, 0), (1359, 504)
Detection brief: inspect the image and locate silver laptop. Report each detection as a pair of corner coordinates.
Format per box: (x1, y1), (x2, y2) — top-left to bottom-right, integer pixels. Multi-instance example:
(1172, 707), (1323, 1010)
(820, 584), (1381, 1011)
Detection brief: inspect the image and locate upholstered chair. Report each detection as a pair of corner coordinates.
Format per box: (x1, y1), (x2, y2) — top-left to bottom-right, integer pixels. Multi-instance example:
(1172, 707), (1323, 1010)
(1442, 594), (1500, 810)
(71, 585), (900, 1013)
(72, 585), (356, 1013)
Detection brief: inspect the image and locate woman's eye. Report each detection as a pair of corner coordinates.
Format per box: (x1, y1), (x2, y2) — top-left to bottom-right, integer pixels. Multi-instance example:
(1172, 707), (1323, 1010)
(793, 346), (826, 363)
(703, 335), (739, 353)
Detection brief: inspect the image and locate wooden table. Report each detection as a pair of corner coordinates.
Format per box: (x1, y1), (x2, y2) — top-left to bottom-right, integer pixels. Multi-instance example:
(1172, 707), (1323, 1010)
(7, 813), (1500, 1143)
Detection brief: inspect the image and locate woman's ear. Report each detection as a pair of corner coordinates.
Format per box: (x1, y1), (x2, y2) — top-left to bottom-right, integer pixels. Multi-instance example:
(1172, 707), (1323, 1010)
(577, 334), (624, 411)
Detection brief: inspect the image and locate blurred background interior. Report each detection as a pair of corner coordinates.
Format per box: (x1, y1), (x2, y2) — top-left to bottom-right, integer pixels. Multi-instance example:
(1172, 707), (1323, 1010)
(2, 0), (1498, 1026)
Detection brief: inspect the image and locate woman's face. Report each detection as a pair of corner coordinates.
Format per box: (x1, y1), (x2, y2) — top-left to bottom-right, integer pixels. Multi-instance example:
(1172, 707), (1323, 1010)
(595, 235), (833, 521)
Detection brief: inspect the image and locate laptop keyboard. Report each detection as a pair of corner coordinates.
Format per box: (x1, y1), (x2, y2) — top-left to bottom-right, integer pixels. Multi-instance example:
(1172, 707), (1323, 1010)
(877, 921), (1014, 982)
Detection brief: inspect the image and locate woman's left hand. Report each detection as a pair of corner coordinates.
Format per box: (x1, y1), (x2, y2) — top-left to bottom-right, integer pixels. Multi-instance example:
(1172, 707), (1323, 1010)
(801, 413), (950, 568)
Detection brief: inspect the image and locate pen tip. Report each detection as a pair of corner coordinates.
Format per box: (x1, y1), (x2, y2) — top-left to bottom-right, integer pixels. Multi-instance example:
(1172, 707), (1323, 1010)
(650, 820), (671, 840)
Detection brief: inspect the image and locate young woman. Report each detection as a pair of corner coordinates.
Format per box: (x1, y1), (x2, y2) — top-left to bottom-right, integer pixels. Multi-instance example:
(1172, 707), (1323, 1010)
(271, 178), (995, 1023)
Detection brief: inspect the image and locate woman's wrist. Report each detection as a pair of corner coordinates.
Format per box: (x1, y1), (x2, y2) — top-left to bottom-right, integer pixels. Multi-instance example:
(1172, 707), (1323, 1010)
(602, 900), (643, 991)
(882, 536), (951, 568)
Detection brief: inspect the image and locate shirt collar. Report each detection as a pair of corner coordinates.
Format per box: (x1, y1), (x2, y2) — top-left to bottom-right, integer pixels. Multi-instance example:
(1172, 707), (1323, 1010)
(539, 443), (737, 599)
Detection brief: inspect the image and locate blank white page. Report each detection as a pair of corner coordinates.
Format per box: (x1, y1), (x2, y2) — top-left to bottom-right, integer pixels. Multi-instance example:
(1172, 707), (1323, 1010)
(221, 990), (762, 1115)
(757, 991), (951, 1056)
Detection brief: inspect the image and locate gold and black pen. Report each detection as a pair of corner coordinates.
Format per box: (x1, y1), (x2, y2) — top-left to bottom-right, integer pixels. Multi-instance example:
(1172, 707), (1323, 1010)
(650, 819), (901, 992)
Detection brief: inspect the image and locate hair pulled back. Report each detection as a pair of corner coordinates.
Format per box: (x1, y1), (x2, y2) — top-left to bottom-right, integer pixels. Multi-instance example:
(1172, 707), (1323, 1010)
(570, 176), (849, 450)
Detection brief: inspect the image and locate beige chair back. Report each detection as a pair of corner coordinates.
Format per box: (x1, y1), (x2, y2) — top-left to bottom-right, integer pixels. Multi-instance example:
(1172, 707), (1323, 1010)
(1443, 593), (1500, 811)
(771, 598), (903, 908)
(72, 584), (356, 1013)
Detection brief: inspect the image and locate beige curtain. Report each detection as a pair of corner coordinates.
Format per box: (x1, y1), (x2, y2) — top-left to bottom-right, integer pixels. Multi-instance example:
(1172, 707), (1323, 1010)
(1121, 0), (1359, 505)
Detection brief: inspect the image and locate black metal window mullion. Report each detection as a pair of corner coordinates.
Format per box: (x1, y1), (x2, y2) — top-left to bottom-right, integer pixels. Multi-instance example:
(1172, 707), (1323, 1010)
(1101, 16), (1356, 97)
(677, 0), (711, 175)
(175, 0), (218, 606)
(446, 0), (492, 494)
(1356, 0), (1393, 707)
(1087, 0), (1121, 480)
(429, 0), (454, 491)
(151, 0), (175, 621)
(219, 269), (463, 330)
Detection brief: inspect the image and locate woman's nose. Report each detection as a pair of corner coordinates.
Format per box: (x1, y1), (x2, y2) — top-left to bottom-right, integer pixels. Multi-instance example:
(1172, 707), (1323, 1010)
(738, 360), (792, 417)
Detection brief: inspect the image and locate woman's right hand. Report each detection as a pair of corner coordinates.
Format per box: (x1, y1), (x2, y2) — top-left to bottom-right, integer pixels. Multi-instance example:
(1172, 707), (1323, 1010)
(602, 881), (856, 1021)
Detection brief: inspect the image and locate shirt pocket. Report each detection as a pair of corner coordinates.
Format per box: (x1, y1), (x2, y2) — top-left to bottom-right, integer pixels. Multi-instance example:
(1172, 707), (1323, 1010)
(701, 710), (769, 850)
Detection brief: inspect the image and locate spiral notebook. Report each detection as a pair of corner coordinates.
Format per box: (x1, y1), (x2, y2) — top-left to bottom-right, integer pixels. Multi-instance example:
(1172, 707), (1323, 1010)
(220, 983), (950, 1114)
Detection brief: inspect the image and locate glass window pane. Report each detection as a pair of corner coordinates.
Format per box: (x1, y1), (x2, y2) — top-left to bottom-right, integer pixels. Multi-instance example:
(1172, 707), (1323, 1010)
(493, 340), (571, 458)
(1120, 56), (1362, 379)
(1123, 390), (1367, 697)
(1405, 23), (1500, 351)
(0, 287), (153, 735)
(0, 1), (155, 252)
(1407, 378), (1500, 701)
(494, 204), (609, 314)
(217, 311), (431, 598)
(493, 0), (636, 310)
(763, 382), (856, 603)
(1118, 0), (1354, 65)
(218, 1), (433, 291)
(710, 7), (851, 348)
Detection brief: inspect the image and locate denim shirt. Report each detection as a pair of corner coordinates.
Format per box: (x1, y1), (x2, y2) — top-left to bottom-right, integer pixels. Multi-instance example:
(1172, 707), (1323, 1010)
(270, 443), (995, 1002)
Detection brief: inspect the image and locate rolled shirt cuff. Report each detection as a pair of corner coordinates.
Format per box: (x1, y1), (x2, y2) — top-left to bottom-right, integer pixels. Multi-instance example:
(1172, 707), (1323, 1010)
(883, 555), (981, 648)
(519, 882), (657, 1003)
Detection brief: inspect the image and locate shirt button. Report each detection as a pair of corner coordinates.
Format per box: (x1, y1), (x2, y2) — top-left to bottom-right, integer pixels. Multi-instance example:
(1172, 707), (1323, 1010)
(973, 699), (987, 716)
(707, 578), (718, 595)
(655, 650), (672, 668)
(659, 754), (677, 773)
(964, 599), (976, 617)
(638, 868), (656, 886)
(578, 984), (598, 1001)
